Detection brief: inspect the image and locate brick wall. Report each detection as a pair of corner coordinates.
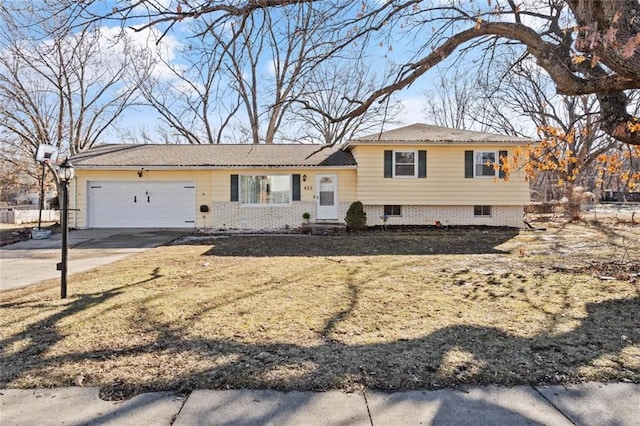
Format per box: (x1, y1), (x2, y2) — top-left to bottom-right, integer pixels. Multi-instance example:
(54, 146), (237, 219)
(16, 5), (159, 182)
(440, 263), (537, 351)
(363, 205), (524, 228)
(211, 202), (351, 230)
(209, 202), (523, 230)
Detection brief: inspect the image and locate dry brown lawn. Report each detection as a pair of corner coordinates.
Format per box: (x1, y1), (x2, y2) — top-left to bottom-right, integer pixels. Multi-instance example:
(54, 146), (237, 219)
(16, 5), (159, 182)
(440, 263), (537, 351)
(1, 219), (639, 400)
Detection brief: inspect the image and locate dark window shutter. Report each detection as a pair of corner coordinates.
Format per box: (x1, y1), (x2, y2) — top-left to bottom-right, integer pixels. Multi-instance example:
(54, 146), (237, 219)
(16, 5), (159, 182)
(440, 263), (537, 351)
(498, 150), (508, 179)
(230, 174), (239, 201)
(292, 174), (301, 201)
(464, 150), (474, 178)
(418, 150), (427, 178)
(384, 150), (393, 178)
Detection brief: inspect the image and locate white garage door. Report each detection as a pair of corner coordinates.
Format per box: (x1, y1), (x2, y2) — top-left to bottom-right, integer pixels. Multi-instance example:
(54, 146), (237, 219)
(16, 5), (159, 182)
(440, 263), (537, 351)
(87, 181), (196, 228)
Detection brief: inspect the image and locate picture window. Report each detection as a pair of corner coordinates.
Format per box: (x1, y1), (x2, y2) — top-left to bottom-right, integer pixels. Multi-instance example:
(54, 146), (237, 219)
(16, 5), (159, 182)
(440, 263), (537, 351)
(240, 175), (290, 205)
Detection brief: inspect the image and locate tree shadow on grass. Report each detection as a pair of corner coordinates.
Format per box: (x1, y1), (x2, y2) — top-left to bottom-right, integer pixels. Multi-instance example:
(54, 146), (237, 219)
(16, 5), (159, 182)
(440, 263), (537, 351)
(0, 268), (164, 385)
(2, 225), (638, 423)
(86, 294), (639, 426)
(2, 287), (638, 395)
(1, 249), (638, 422)
(200, 229), (520, 257)
(151, 296), (639, 392)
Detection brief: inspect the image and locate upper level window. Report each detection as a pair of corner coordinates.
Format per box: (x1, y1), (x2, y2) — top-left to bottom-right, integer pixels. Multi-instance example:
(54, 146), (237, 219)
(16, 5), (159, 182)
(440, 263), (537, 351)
(394, 151), (417, 177)
(240, 175), (290, 205)
(475, 151), (497, 177)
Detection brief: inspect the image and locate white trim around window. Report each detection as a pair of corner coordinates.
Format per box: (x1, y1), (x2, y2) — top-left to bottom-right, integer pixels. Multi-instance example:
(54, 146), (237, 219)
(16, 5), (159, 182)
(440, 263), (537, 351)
(474, 151), (498, 178)
(393, 150), (418, 177)
(239, 174), (292, 205)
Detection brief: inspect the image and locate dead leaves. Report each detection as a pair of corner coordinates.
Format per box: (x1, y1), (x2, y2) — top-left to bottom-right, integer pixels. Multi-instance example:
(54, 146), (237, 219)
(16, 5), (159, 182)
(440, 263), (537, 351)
(621, 33), (640, 58)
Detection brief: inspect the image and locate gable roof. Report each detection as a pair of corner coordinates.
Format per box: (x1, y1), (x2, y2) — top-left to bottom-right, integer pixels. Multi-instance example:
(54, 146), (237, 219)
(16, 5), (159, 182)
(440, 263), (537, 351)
(345, 123), (535, 147)
(70, 144), (356, 169)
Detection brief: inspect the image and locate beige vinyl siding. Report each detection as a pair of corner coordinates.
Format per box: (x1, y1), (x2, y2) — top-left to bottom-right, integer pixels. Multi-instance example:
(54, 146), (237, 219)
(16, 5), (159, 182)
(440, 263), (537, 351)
(333, 169), (357, 201)
(351, 145), (530, 205)
(73, 167), (356, 229)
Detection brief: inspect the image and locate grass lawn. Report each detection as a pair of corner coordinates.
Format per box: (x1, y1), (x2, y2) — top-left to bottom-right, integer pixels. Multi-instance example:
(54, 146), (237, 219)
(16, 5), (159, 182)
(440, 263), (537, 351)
(1, 219), (639, 400)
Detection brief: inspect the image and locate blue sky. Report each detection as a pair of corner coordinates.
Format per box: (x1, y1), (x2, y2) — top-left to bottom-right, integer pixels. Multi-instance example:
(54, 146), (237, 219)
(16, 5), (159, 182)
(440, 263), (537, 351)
(95, 2), (467, 140)
(61, 0), (542, 143)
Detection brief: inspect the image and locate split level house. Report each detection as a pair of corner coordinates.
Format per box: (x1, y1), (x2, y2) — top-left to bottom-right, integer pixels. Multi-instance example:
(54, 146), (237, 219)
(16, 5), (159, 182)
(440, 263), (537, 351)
(67, 123), (534, 230)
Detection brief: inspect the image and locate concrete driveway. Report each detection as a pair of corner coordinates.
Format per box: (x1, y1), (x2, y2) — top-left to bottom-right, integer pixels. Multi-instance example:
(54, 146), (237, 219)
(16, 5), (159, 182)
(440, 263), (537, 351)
(0, 229), (187, 292)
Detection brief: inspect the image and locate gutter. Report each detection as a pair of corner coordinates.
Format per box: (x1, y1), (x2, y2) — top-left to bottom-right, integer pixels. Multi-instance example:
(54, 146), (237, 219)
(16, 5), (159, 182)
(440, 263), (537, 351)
(72, 165), (358, 170)
(342, 140), (537, 150)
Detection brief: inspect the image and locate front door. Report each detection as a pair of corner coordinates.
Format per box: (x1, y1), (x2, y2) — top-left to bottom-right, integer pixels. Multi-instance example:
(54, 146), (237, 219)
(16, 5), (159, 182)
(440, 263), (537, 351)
(316, 174), (338, 221)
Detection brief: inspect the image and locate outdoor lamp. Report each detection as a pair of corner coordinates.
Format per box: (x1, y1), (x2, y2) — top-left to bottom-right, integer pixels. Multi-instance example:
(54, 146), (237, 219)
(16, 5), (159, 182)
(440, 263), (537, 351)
(59, 158), (75, 182)
(58, 158), (74, 299)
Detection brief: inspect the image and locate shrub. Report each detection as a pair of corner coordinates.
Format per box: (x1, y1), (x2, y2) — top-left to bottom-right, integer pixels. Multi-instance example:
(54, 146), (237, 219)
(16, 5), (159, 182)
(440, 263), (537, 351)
(345, 201), (367, 231)
(302, 212), (311, 220)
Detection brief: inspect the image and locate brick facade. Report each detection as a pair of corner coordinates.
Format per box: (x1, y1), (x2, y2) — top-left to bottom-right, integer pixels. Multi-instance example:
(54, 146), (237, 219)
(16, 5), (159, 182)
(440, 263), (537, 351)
(210, 202), (524, 230)
(363, 205), (524, 228)
(211, 202), (353, 230)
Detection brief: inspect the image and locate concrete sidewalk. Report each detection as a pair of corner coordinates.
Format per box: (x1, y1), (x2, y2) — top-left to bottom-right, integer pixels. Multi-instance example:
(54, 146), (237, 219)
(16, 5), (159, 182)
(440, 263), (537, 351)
(1, 382), (638, 425)
(0, 228), (186, 292)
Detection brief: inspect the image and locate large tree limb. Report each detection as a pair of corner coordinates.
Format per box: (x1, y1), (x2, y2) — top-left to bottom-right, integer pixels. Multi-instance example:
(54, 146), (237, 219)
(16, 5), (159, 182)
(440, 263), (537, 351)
(335, 21), (640, 145)
(596, 91), (639, 145)
(565, 0), (640, 82)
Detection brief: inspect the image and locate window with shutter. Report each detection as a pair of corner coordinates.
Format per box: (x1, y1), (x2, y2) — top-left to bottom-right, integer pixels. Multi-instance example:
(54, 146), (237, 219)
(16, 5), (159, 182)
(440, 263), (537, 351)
(475, 151), (497, 177)
(383, 150), (427, 178)
(466, 150), (508, 178)
(238, 175), (291, 204)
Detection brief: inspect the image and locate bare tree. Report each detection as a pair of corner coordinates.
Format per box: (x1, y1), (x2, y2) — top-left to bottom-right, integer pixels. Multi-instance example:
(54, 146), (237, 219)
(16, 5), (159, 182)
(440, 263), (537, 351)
(135, 3), (345, 144)
(0, 142), (47, 203)
(208, 3), (348, 144)
(329, 0), (640, 146)
(422, 68), (493, 131)
(420, 62), (535, 136)
(285, 57), (403, 145)
(421, 50), (638, 210)
(0, 2), (152, 161)
(130, 19), (241, 145)
(41, 1), (640, 146)
(473, 56), (638, 212)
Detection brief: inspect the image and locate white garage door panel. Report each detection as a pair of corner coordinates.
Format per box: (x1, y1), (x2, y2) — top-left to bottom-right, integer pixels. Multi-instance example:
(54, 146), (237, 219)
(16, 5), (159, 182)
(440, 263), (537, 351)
(88, 181), (196, 228)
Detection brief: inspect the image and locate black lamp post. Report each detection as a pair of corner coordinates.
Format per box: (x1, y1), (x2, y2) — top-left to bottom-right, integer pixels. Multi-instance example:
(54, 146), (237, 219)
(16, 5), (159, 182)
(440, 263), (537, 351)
(58, 158), (75, 299)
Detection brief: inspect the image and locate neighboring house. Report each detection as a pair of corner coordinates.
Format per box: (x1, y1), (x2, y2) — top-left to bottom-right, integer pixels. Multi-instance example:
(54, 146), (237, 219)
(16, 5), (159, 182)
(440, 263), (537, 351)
(68, 123), (533, 230)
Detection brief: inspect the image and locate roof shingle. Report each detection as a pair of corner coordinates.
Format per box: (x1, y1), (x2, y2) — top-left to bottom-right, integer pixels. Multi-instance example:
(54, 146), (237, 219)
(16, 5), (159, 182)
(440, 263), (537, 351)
(349, 123), (535, 145)
(70, 144), (356, 168)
